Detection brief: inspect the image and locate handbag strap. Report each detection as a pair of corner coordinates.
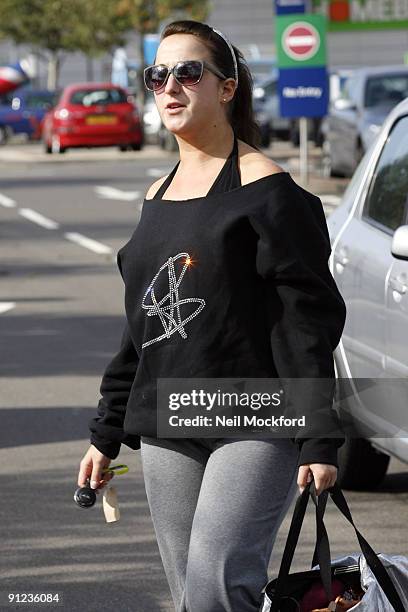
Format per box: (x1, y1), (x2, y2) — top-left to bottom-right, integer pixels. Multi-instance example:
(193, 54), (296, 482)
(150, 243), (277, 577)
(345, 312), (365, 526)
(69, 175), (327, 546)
(326, 484), (404, 612)
(270, 481), (333, 611)
(312, 487), (328, 568)
(312, 488), (332, 599)
(270, 481), (404, 612)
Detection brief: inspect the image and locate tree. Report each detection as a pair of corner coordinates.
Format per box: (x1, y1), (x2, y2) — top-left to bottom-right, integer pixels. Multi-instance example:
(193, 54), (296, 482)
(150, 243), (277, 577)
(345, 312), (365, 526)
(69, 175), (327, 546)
(0, 0), (135, 89)
(0, 0), (211, 93)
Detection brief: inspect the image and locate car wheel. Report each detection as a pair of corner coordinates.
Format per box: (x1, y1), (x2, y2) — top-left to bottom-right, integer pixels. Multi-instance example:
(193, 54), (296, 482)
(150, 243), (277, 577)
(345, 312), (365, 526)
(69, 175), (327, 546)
(119, 145), (129, 152)
(0, 126), (9, 146)
(321, 139), (344, 178)
(131, 143), (141, 151)
(337, 437), (390, 490)
(44, 142), (52, 154)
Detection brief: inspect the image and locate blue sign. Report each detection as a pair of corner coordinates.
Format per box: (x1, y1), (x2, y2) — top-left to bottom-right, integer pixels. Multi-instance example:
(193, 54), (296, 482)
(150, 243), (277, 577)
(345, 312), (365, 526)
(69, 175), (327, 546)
(144, 34), (160, 66)
(278, 66), (328, 117)
(275, 0), (306, 15)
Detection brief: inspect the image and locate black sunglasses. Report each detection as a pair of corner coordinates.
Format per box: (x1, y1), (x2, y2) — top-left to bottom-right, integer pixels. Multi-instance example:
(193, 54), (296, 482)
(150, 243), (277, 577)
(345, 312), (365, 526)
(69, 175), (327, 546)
(143, 60), (228, 91)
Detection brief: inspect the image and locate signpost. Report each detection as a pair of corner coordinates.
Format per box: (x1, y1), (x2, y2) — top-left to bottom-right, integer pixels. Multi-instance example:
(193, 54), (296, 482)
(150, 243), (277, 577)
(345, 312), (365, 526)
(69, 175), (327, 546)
(275, 10), (328, 184)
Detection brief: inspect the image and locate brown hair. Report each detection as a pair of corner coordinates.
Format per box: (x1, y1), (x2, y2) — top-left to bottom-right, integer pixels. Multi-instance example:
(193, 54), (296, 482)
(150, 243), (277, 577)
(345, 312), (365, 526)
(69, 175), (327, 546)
(159, 20), (261, 149)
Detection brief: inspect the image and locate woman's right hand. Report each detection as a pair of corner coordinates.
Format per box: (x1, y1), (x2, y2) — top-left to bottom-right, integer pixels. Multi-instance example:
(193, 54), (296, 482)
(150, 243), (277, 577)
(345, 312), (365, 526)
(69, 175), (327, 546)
(78, 445), (115, 494)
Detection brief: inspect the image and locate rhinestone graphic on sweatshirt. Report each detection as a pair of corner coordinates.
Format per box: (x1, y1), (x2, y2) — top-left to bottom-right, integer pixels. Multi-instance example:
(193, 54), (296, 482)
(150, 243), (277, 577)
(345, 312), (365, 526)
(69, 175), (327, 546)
(141, 252), (206, 348)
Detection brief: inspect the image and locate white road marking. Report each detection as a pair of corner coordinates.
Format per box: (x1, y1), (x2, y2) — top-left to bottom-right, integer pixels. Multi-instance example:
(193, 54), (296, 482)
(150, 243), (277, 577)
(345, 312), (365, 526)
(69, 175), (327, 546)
(0, 302), (16, 314)
(95, 186), (141, 201)
(2, 194), (117, 258)
(64, 232), (113, 254)
(0, 193), (16, 208)
(19, 208), (60, 229)
(319, 194), (341, 206)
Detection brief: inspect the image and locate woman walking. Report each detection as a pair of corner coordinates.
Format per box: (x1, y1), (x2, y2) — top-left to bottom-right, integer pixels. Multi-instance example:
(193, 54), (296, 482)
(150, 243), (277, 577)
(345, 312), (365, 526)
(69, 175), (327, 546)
(78, 20), (346, 612)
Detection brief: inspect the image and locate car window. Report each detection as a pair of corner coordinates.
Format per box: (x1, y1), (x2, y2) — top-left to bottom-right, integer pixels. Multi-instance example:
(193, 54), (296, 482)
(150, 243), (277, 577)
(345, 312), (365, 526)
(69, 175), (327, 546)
(339, 75), (350, 91)
(0, 93), (13, 106)
(362, 115), (408, 232)
(69, 88), (127, 106)
(329, 74), (344, 102)
(339, 142), (374, 214)
(365, 74), (408, 108)
(25, 93), (58, 109)
(341, 76), (359, 104)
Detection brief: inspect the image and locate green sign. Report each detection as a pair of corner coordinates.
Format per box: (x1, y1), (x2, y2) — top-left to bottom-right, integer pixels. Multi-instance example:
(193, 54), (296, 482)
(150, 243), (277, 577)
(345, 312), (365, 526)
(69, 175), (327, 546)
(276, 14), (327, 68)
(311, 0), (408, 31)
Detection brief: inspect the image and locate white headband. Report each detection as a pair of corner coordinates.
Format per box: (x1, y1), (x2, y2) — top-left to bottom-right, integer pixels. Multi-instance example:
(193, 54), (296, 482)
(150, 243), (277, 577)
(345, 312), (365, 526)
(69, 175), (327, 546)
(211, 27), (239, 86)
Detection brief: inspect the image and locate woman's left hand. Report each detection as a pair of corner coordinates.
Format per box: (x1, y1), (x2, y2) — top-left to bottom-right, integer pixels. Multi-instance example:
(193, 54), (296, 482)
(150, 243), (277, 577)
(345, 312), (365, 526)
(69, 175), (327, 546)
(297, 463), (338, 496)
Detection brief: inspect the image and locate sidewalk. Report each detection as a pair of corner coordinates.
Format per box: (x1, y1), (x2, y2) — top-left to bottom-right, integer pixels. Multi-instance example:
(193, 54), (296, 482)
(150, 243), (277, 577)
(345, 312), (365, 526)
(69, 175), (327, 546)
(0, 140), (174, 164)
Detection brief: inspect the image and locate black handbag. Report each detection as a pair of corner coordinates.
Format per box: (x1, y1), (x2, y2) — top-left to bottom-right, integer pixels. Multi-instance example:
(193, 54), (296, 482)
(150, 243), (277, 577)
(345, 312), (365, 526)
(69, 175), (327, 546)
(261, 480), (405, 612)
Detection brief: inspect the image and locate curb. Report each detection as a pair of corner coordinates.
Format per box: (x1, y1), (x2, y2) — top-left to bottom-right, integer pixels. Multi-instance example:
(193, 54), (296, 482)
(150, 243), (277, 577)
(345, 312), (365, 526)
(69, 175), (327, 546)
(0, 144), (178, 164)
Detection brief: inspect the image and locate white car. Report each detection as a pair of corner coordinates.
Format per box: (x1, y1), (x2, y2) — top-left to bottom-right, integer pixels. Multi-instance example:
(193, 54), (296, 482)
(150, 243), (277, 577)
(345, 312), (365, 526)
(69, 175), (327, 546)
(327, 97), (408, 490)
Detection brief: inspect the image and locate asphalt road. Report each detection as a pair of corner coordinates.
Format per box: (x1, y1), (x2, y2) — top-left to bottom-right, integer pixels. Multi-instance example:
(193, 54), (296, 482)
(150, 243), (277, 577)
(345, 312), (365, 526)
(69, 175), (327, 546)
(0, 144), (407, 612)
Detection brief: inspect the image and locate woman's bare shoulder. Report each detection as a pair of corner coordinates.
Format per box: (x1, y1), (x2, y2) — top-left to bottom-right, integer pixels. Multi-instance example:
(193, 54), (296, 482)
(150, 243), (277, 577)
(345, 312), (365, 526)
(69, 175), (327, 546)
(145, 174), (169, 200)
(237, 139), (285, 185)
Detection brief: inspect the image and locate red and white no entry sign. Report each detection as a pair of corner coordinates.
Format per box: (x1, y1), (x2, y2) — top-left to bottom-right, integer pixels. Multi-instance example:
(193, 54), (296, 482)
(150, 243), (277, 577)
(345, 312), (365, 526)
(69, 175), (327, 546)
(282, 21), (320, 61)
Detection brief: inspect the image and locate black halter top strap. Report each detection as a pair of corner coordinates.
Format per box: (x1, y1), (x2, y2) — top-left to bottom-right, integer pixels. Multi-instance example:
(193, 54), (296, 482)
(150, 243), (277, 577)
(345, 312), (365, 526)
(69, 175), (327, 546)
(153, 134), (241, 200)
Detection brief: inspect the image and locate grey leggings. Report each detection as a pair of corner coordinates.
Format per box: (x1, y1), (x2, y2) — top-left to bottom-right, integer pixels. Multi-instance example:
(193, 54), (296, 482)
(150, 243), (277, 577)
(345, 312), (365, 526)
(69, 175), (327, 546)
(140, 437), (300, 612)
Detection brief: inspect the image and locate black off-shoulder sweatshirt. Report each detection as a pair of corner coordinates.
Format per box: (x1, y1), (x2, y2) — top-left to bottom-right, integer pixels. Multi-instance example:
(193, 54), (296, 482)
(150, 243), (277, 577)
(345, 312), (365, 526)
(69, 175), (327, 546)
(88, 134), (347, 467)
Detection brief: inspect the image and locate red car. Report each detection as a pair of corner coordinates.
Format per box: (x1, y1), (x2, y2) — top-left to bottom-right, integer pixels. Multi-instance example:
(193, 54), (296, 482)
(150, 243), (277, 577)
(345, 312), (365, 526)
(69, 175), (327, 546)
(42, 82), (143, 154)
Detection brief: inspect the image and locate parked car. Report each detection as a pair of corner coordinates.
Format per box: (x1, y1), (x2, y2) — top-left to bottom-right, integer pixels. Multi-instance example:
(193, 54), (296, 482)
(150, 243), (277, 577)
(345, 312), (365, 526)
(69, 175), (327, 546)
(327, 97), (408, 490)
(0, 87), (58, 145)
(322, 65), (408, 177)
(42, 82), (143, 154)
